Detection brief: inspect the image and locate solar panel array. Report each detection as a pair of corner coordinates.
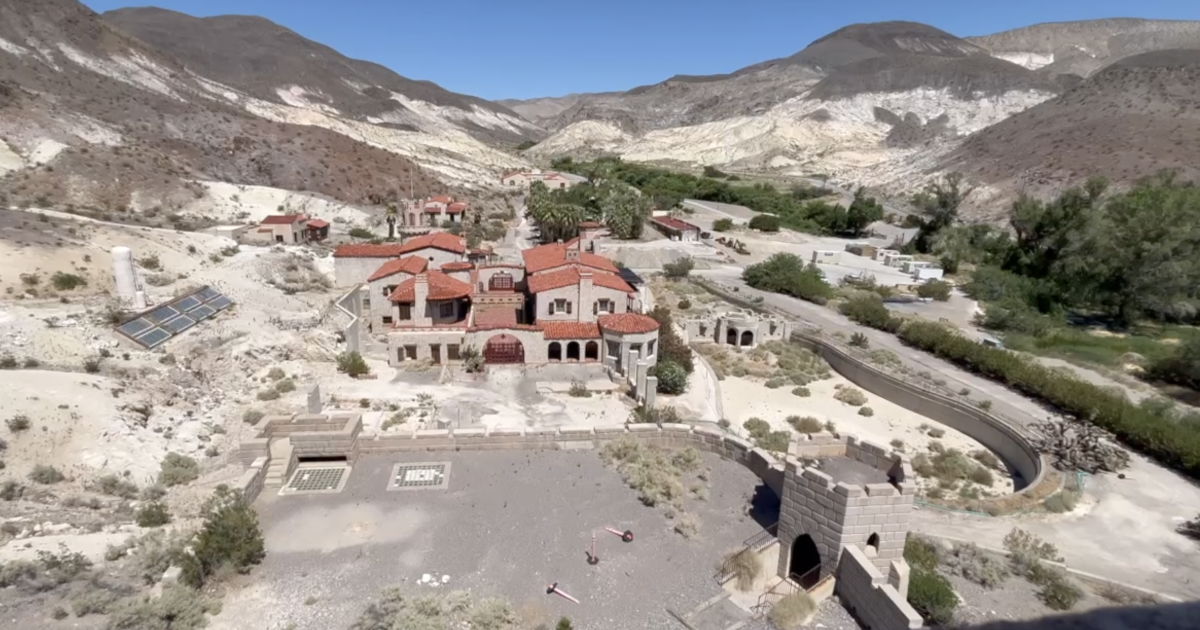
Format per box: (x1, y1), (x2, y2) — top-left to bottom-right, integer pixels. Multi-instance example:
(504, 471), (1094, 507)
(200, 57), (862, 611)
(115, 286), (233, 349)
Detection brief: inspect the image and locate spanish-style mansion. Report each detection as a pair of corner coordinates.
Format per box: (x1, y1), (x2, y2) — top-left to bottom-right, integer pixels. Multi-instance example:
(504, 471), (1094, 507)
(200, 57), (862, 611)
(333, 231), (660, 376)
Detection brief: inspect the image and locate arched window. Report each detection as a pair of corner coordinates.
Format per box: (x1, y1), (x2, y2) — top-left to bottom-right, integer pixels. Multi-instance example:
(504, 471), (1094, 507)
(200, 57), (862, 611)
(566, 341), (580, 361)
(740, 330), (754, 347)
(866, 533), (880, 556)
(548, 342), (562, 361)
(584, 341), (599, 361)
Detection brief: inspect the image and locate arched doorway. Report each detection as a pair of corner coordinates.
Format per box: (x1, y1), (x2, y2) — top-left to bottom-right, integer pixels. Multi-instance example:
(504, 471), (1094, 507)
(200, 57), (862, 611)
(483, 334), (524, 364)
(548, 342), (562, 361)
(726, 328), (738, 345)
(788, 534), (821, 589)
(740, 330), (754, 347)
(584, 341), (599, 361)
(866, 533), (880, 556)
(566, 341), (580, 361)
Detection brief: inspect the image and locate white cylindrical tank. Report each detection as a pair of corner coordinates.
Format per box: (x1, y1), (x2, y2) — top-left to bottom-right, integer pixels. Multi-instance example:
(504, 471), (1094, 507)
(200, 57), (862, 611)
(111, 246), (145, 309)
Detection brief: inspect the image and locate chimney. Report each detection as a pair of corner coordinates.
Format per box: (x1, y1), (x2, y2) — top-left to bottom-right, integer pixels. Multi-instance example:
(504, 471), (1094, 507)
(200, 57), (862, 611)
(566, 238), (581, 262)
(579, 270), (594, 322)
(413, 274), (432, 326)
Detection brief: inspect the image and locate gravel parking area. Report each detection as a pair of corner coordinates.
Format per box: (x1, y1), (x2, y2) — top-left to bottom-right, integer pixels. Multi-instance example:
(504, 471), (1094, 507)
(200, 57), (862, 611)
(211, 449), (777, 630)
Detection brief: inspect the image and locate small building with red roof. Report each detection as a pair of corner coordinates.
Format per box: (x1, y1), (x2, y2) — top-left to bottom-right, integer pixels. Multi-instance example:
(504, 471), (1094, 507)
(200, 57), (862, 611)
(501, 168), (587, 191)
(252, 214), (316, 245)
(651, 215), (702, 242)
(397, 195), (470, 231)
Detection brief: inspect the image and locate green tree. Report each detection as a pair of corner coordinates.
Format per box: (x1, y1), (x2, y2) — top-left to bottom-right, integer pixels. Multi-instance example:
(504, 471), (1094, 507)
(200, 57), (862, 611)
(748, 214), (781, 232)
(1148, 336), (1200, 390)
(602, 183), (651, 239)
(654, 360), (689, 394)
(917, 280), (952, 301)
(180, 486), (265, 588)
(712, 218), (734, 232)
(743, 255), (833, 304)
(838, 187), (884, 236)
(911, 172), (971, 253)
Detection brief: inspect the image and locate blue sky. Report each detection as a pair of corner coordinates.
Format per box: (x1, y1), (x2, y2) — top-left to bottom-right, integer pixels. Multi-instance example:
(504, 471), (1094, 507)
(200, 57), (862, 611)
(83, 1), (1200, 100)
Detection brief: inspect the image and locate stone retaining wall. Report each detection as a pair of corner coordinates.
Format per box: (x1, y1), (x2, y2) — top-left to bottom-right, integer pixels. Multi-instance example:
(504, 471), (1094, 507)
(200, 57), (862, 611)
(836, 545), (922, 630)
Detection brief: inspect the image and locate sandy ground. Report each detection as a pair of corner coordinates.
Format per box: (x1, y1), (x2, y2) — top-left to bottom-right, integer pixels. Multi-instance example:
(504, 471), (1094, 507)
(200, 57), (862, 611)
(720, 372), (1013, 494)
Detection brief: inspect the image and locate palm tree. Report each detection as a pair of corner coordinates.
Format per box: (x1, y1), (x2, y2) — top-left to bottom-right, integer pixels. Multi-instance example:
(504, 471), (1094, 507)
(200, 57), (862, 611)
(385, 202), (398, 240)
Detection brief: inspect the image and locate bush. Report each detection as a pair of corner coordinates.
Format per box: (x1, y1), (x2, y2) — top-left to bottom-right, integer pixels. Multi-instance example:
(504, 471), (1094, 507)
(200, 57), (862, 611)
(942, 543), (1009, 588)
(904, 535), (940, 571)
(840, 294), (898, 331)
(1148, 337), (1200, 391)
(653, 360), (689, 395)
(907, 567), (958, 625)
(1179, 514), (1200, 543)
(137, 255), (161, 271)
(720, 548), (762, 591)
(158, 453), (199, 487)
(662, 257), (694, 279)
(0, 480), (24, 501)
(348, 227), (374, 239)
(787, 415), (824, 434)
(673, 512), (700, 538)
(0, 355), (15, 369)
(743, 255), (833, 304)
(791, 386), (810, 397)
(29, 464), (65, 484)
(599, 437), (699, 509)
(83, 357), (101, 373)
(743, 418), (770, 440)
(179, 485), (265, 588)
(6, 415), (30, 432)
(834, 387), (867, 406)
(712, 218), (734, 232)
(94, 474), (138, 499)
(917, 280), (952, 301)
(677, 298), (691, 310)
(858, 406), (874, 417)
(460, 346), (485, 373)
(273, 378), (296, 393)
(769, 592), (816, 629)
(51, 272), (87, 291)
(748, 214), (780, 232)
(849, 332), (870, 348)
(899, 320), (1200, 480)
(567, 380), (591, 398)
(242, 409), (264, 424)
(1038, 574), (1083, 610)
(351, 588), (517, 630)
(756, 431), (791, 453)
(648, 307), (694, 373)
(107, 585), (219, 630)
(255, 389), (279, 401)
(136, 502), (171, 527)
(336, 351), (370, 377)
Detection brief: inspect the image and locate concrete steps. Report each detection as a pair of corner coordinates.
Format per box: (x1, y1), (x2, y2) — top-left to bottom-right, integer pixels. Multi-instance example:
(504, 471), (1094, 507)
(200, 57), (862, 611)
(263, 438), (293, 488)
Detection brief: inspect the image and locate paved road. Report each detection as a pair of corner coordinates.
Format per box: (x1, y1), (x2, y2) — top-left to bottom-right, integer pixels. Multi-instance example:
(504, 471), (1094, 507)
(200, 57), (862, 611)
(694, 266), (1200, 598)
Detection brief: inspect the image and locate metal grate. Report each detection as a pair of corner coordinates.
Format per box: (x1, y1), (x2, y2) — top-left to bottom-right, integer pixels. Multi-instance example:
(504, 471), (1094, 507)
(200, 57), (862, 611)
(387, 462), (450, 491)
(282, 465), (349, 495)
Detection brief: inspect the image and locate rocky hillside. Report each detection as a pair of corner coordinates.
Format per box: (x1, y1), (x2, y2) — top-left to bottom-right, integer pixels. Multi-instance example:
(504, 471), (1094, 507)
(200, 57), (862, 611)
(968, 18), (1200, 77)
(948, 49), (1200, 214)
(0, 0), (526, 219)
(103, 7), (538, 145)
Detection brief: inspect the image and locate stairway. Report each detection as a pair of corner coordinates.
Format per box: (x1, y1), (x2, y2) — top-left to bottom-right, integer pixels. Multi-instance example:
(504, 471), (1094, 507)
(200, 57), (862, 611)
(263, 438), (294, 488)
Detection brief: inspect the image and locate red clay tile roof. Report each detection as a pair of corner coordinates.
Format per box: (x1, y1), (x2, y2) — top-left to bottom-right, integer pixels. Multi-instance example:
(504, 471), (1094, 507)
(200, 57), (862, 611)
(526, 267), (634, 294)
(389, 271), (472, 302)
(396, 232), (467, 255)
(653, 216), (700, 232)
(447, 202), (468, 213)
(473, 308), (518, 328)
(598, 313), (660, 335)
(333, 243), (408, 258)
(441, 261), (474, 272)
(368, 256), (428, 282)
(522, 242), (620, 275)
(261, 214), (306, 225)
(539, 321), (601, 340)
(430, 195), (454, 204)
(306, 219), (329, 228)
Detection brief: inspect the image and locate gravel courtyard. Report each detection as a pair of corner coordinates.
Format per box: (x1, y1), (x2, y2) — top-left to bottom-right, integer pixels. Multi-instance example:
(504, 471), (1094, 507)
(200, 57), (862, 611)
(210, 449), (778, 630)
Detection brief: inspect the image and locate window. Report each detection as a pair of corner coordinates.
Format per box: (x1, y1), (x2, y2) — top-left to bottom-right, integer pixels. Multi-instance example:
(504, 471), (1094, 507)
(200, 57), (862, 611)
(398, 304), (412, 320)
(552, 298), (570, 315)
(647, 340), (656, 357)
(382, 316), (393, 325)
(489, 272), (514, 291)
(594, 299), (614, 314)
(383, 285), (395, 297)
(439, 302), (455, 318)
(447, 344), (460, 360)
(404, 345), (418, 360)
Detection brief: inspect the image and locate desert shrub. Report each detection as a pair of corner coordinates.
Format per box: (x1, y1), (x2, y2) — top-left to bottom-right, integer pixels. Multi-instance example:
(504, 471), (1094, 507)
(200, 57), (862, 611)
(662, 257), (695, 279)
(756, 431), (791, 453)
(599, 437), (699, 510)
(273, 378), (296, 393)
(628, 404), (682, 425)
(677, 298), (691, 310)
(567, 380), (591, 398)
(834, 387), (868, 406)
(556, 618), (574, 630)
(460, 346), (485, 373)
(157, 453), (199, 487)
(899, 320), (1200, 480)
(748, 214), (780, 232)
(83, 357), (101, 373)
(255, 389), (279, 401)
(179, 485), (265, 588)
(742, 255), (833, 304)
(0, 480), (24, 501)
(791, 386), (810, 397)
(1179, 514), (1200, 543)
(743, 418), (771, 440)
(712, 218), (734, 232)
(648, 307), (693, 373)
(336, 351), (370, 377)
(787, 415), (823, 434)
(242, 409), (264, 424)
(720, 548), (762, 591)
(968, 467), (994, 486)
(0, 355), (16, 369)
(136, 502), (171, 528)
(107, 585), (219, 630)
(71, 583), (126, 616)
(137, 255), (161, 270)
(1003, 528), (1063, 583)
(917, 280), (952, 301)
(29, 465), (64, 484)
(6, 415), (31, 432)
(942, 543), (1009, 588)
(52, 606), (69, 619)
(927, 427), (946, 438)
(1038, 574), (1083, 610)
(51, 272), (87, 291)
(0, 546), (92, 592)
(904, 535), (940, 571)
(849, 331), (870, 348)
(94, 474), (138, 499)
(840, 294), (898, 331)
(351, 588), (519, 630)
(266, 367), (286, 381)
(654, 360), (689, 395)
(673, 512), (700, 538)
(1146, 336), (1200, 390)
(348, 227), (374, 239)
(907, 567), (958, 625)
(768, 592), (816, 629)
(858, 406), (874, 417)
(971, 450), (1002, 470)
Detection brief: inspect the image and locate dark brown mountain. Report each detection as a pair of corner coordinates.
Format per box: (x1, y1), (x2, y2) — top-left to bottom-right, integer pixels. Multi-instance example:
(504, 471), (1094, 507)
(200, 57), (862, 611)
(102, 7), (537, 144)
(948, 49), (1200, 204)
